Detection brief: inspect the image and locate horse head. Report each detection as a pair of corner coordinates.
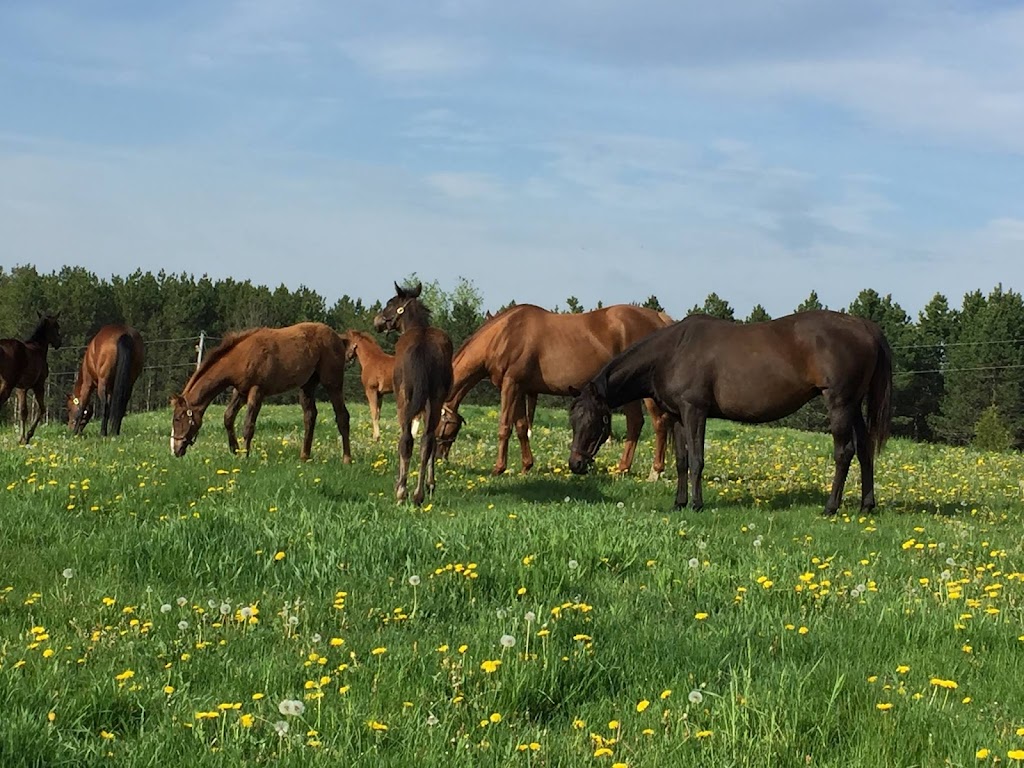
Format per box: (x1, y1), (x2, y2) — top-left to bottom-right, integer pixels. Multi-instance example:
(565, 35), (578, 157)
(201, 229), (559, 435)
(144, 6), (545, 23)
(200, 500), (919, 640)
(568, 381), (612, 475)
(436, 405), (466, 460)
(67, 392), (92, 434)
(170, 394), (204, 457)
(34, 313), (63, 349)
(374, 282), (426, 333)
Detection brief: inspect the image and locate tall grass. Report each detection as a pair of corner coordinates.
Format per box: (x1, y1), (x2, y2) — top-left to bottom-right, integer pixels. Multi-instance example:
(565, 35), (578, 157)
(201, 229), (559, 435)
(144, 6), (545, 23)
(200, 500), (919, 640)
(1, 403), (1022, 767)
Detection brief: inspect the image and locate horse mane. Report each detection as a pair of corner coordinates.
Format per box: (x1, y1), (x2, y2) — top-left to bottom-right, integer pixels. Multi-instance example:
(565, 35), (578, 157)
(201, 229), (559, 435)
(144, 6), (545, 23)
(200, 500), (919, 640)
(187, 328), (260, 386)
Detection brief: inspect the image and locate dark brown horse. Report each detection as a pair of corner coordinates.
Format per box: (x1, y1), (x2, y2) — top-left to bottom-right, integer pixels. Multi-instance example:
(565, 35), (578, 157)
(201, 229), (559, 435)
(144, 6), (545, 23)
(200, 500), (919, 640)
(0, 314), (63, 444)
(436, 304), (673, 477)
(341, 329), (395, 442)
(568, 310), (893, 516)
(67, 324), (145, 436)
(170, 322), (352, 462)
(374, 282), (453, 505)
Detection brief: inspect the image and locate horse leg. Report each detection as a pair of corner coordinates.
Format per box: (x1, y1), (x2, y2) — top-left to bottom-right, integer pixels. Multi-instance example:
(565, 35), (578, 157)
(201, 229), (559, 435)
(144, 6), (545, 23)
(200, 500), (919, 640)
(646, 398), (669, 482)
(74, 382), (96, 435)
(97, 381), (110, 437)
(16, 388), (29, 444)
(223, 389), (244, 453)
(22, 383), (47, 445)
(299, 382), (318, 461)
(823, 400), (856, 516)
(327, 387), (352, 464)
(370, 388), (383, 442)
(241, 387), (263, 456)
(672, 418), (689, 510)
(514, 395), (534, 472)
(615, 401), (644, 473)
(412, 430), (436, 506)
(493, 378), (521, 475)
(682, 404), (707, 511)
(851, 407), (876, 513)
(396, 409), (413, 503)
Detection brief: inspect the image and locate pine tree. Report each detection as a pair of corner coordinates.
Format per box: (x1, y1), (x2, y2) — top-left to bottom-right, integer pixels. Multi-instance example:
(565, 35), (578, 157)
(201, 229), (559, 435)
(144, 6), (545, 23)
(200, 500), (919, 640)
(795, 290), (825, 312)
(745, 304), (772, 323)
(688, 292), (735, 320)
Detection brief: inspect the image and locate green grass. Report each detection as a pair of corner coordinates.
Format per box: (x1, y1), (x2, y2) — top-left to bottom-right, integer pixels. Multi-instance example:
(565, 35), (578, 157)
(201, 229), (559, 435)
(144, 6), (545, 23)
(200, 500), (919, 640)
(1, 402), (1023, 767)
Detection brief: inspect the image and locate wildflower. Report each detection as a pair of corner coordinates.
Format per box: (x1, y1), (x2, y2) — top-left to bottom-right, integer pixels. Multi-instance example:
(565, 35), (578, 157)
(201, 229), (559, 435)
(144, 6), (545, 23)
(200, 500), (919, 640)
(114, 669), (134, 682)
(568, 559), (579, 571)
(594, 748), (613, 757)
(481, 659), (502, 674)
(369, 720), (388, 731)
(273, 720), (289, 736)
(573, 718), (586, 729)
(524, 611), (536, 623)
(1009, 750), (1024, 761)
(977, 748), (990, 759)
(489, 712), (502, 724)
(660, 689), (672, 700)
(500, 634), (516, 648)
(239, 714), (255, 728)
(426, 714), (439, 727)
(274, 551), (286, 561)
(371, 647), (387, 656)
(637, 699), (650, 712)
(688, 690), (703, 704)
(408, 575), (421, 586)
(160, 603), (172, 614)
(178, 620), (189, 631)
(100, 730), (115, 740)
(330, 637), (344, 647)
(896, 665), (910, 674)
(608, 720), (620, 730)
(176, 596), (188, 607)
(694, 612), (709, 621)
(876, 703), (893, 711)
(688, 558), (700, 569)
(62, 568), (74, 580)
(278, 699), (306, 716)
(929, 678), (958, 690)
(163, 686), (175, 695)
(695, 730), (713, 739)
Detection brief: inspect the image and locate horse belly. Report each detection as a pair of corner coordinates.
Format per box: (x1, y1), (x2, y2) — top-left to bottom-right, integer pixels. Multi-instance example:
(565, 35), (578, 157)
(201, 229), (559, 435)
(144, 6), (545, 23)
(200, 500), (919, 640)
(713, 373), (816, 423)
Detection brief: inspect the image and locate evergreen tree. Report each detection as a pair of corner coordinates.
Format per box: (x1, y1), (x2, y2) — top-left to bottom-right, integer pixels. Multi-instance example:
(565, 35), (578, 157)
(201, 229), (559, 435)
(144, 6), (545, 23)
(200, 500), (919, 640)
(746, 304), (772, 323)
(795, 290), (825, 312)
(688, 292), (735, 320)
(641, 295), (664, 312)
(565, 296), (584, 314)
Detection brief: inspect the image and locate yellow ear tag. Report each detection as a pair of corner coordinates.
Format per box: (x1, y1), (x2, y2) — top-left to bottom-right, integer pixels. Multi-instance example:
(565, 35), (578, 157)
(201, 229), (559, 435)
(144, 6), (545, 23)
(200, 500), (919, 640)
(396, 306), (404, 315)
(186, 409), (193, 417)
(73, 397), (79, 405)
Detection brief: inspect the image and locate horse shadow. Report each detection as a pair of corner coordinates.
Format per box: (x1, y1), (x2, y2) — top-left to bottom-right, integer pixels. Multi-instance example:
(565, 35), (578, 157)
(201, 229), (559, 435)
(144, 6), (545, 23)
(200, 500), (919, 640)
(482, 475), (609, 505)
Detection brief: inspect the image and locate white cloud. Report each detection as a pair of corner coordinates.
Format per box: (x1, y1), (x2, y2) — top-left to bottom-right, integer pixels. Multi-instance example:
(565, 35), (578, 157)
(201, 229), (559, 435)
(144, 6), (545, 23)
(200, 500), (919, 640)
(339, 37), (484, 78)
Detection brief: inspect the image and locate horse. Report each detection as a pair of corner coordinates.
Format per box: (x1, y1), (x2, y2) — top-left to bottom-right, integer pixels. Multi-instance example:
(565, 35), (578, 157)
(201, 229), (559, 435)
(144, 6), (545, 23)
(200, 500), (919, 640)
(67, 324), (145, 436)
(435, 304), (673, 477)
(0, 314), (63, 445)
(341, 329), (395, 441)
(373, 282), (453, 505)
(568, 310), (893, 516)
(170, 322), (352, 463)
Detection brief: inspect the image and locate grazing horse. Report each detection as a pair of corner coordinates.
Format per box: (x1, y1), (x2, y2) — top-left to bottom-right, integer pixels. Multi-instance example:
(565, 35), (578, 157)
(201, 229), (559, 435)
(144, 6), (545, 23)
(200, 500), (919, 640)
(67, 324), (145, 436)
(341, 330), (395, 442)
(568, 310), (893, 516)
(170, 322), (352, 462)
(436, 304), (673, 477)
(0, 314), (63, 444)
(374, 282), (453, 505)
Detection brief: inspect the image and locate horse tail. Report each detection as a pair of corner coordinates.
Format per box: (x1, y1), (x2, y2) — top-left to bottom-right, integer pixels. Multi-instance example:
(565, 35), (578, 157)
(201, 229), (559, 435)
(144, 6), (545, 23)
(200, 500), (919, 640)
(866, 329), (893, 457)
(109, 333), (135, 436)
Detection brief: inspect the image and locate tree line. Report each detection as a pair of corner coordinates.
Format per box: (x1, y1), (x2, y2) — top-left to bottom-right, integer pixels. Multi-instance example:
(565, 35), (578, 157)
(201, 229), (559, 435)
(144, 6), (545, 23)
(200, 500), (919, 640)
(1, 264), (1021, 451)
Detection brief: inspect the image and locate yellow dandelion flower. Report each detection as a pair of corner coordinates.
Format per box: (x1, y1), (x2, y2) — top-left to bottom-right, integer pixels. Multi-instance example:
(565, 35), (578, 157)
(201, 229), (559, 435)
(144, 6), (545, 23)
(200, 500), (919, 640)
(876, 703), (893, 711)
(239, 714), (254, 728)
(695, 730), (713, 738)
(694, 612), (709, 621)
(480, 659), (502, 674)
(977, 748), (990, 759)
(114, 669), (134, 682)
(274, 551), (286, 561)
(660, 689), (672, 699)
(594, 747), (613, 757)
(1009, 750), (1024, 761)
(896, 665), (910, 674)
(489, 712), (502, 723)
(608, 720), (620, 730)
(636, 700), (650, 713)
(371, 647), (387, 656)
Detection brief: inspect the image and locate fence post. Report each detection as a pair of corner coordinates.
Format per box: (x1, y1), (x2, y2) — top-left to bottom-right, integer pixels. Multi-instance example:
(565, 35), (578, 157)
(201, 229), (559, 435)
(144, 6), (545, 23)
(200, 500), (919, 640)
(196, 331), (206, 370)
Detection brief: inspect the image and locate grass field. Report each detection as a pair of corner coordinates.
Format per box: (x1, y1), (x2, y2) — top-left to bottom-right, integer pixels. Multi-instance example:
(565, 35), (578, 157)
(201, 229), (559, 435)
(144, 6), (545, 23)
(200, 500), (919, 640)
(1, 402), (1023, 767)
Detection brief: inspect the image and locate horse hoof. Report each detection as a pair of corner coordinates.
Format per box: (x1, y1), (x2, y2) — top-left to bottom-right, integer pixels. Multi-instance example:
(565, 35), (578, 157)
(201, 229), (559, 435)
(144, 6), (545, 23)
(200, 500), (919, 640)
(413, 491), (425, 506)
(673, 502), (686, 511)
(396, 488), (407, 503)
(342, 455), (353, 465)
(299, 453), (310, 462)
(522, 461), (534, 473)
(491, 466), (506, 476)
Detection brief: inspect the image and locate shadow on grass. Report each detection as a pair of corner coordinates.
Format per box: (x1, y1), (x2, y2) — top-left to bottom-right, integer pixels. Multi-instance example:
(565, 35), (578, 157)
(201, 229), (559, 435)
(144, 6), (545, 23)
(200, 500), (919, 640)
(481, 476), (609, 504)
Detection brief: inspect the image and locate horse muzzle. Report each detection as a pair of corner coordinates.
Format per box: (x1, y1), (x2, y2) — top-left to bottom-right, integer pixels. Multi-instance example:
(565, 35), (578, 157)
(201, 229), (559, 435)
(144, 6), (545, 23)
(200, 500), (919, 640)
(568, 450), (593, 475)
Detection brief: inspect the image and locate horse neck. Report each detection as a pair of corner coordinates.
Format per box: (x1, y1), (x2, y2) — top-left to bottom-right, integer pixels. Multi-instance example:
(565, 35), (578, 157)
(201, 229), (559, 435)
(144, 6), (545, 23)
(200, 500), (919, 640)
(355, 335), (392, 367)
(26, 322), (52, 348)
(599, 345), (658, 410)
(183, 356), (233, 408)
(445, 341), (489, 408)
(72, 358), (88, 398)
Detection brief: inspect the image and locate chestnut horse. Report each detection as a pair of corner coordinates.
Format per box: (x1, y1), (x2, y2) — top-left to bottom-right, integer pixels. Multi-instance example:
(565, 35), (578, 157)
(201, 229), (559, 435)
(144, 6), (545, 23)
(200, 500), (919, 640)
(436, 304), (673, 477)
(568, 310), (893, 516)
(67, 324), (145, 436)
(0, 314), (63, 445)
(374, 282), (453, 505)
(170, 322), (352, 462)
(341, 330), (395, 441)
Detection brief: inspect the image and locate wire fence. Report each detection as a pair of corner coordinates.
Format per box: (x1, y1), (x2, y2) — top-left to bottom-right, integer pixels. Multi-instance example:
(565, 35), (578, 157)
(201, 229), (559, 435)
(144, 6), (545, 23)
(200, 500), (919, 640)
(7, 330), (1024, 429)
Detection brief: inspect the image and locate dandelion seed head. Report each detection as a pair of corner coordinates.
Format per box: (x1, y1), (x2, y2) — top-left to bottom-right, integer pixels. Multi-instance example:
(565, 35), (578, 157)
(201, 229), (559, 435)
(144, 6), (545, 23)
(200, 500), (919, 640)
(500, 634), (516, 648)
(177, 620), (189, 631)
(688, 690), (704, 704)
(688, 557), (700, 569)
(176, 596), (188, 607)
(568, 559), (579, 571)
(524, 611), (536, 623)
(219, 603), (231, 616)
(408, 575), (421, 586)
(273, 720), (289, 736)
(426, 714), (439, 727)
(288, 615), (299, 626)
(62, 568), (74, 580)
(160, 603), (172, 614)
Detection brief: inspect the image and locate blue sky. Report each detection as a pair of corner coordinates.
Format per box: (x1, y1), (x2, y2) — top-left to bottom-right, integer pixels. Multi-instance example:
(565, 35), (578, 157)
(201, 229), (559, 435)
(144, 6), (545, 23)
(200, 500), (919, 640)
(1, 0), (1023, 318)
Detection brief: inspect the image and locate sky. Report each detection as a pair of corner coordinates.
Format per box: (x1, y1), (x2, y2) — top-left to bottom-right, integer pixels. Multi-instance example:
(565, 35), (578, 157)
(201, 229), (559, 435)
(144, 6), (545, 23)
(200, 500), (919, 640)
(1, 0), (1023, 319)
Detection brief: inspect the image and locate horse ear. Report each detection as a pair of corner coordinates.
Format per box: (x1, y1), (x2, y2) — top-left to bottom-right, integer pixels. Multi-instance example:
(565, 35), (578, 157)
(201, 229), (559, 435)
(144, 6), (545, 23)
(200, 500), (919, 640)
(410, 282), (422, 298)
(170, 394), (185, 408)
(394, 281), (405, 297)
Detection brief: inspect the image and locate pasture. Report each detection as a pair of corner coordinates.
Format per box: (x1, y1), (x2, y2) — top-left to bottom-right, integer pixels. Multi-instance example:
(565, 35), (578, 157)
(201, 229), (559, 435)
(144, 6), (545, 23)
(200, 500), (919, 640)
(1, 403), (1023, 767)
